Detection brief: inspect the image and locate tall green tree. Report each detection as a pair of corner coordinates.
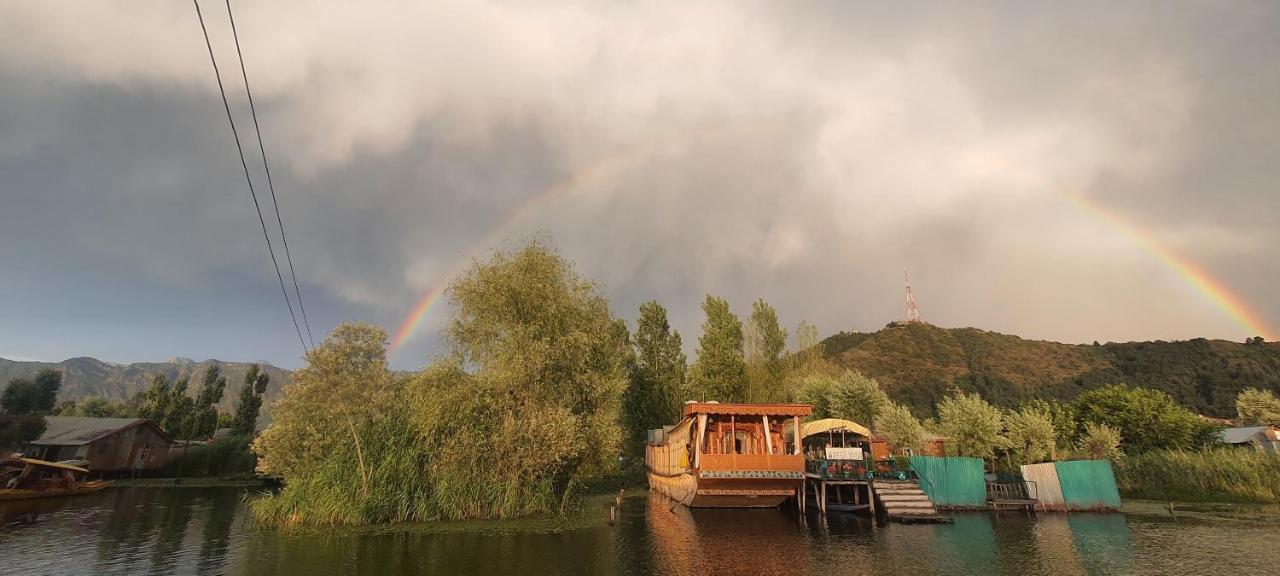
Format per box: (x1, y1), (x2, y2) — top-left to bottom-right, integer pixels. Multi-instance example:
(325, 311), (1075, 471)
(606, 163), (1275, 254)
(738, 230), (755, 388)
(623, 301), (687, 456)
(878, 402), (925, 455)
(1, 369), (61, 415)
(231, 364), (270, 437)
(1021, 398), (1079, 449)
(407, 241), (631, 519)
(744, 299), (788, 402)
(1, 379), (37, 414)
(31, 369), (61, 413)
(187, 365), (227, 439)
(255, 322), (397, 496)
(1004, 406), (1056, 464)
(689, 295), (747, 403)
(1236, 388), (1280, 425)
(1073, 384), (1208, 452)
(937, 392), (1007, 459)
(793, 370), (891, 427)
(137, 375), (183, 430)
(1077, 421), (1122, 461)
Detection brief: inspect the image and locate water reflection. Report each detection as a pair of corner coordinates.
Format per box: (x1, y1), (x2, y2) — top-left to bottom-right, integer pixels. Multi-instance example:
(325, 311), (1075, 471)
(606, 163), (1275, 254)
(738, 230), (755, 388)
(1, 487), (1277, 575)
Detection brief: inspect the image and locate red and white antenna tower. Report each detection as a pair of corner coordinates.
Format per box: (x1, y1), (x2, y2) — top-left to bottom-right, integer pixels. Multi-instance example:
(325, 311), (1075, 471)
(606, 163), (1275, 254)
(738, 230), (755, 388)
(904, 269), (922, 323)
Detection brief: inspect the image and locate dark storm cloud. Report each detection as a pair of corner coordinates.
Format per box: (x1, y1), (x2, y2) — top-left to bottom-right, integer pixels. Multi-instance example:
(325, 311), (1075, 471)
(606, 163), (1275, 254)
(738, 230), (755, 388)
(1, 1), (1277, 368)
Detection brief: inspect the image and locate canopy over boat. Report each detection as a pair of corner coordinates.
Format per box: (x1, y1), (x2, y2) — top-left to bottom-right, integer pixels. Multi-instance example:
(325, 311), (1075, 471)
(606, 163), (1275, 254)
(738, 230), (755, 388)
(800, 418), (871, 439)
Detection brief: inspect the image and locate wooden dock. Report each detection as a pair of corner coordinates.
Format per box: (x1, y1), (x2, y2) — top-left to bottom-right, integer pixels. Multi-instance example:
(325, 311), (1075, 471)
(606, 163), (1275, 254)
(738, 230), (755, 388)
(871, 480), (952, 524)
(801, 473), (874, 515)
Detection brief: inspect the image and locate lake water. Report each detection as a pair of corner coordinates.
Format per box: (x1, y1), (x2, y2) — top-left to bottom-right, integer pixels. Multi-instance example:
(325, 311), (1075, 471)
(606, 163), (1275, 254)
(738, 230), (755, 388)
(1, 487), (1276, 575)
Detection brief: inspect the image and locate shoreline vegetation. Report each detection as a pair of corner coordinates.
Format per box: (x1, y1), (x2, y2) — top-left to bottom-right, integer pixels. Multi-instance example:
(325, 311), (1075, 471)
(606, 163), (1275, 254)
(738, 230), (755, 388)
(97, 238), (1271, 528)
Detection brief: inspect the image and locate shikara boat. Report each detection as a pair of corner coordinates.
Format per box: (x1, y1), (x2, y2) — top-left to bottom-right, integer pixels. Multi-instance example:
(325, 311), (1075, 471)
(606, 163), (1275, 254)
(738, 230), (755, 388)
(646, 402), (812, 508)
(0, 456), (108, 501)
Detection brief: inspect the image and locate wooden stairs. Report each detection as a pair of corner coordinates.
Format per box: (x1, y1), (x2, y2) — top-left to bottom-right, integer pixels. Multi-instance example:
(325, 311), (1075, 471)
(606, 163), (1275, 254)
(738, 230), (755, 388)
(871, 480), (952, 524)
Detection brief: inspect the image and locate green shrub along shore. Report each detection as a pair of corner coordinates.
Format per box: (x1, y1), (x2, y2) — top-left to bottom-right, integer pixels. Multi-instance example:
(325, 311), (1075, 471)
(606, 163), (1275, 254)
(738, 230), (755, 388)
(1116, 448), (1280, 504)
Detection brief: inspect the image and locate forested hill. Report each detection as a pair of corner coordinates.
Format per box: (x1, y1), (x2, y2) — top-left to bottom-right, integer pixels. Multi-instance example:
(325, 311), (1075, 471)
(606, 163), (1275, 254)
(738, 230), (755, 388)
(820, 322), (1280, 418)
(0, 356), (290, 415)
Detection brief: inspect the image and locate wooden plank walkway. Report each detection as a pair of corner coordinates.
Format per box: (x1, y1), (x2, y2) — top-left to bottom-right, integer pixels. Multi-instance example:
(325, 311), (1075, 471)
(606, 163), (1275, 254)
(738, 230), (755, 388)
(871, 480), (953, 524)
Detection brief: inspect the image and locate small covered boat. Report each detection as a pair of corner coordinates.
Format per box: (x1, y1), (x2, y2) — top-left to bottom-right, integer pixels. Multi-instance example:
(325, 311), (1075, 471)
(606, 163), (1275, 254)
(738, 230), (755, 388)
(0, 456), (108, 501)
(646, 402), (812, 508)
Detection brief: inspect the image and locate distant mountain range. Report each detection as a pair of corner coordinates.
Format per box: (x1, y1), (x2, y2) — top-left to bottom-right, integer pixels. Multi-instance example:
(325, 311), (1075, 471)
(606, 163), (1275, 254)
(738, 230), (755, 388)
(0, 356), (290, 416)
(820, 322), (1280, 418)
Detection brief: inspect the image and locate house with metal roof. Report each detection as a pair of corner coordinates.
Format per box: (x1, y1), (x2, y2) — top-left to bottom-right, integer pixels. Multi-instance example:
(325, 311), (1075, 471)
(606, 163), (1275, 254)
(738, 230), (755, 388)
(24, 417), (173, 473)
(1219, 425), (1280, 453)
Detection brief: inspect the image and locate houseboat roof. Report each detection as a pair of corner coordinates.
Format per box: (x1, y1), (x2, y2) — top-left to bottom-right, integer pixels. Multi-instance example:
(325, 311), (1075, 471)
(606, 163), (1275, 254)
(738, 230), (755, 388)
(801, 418), (871, 439)
(30, 417), (172, 446)
(682, 402), (812, 417)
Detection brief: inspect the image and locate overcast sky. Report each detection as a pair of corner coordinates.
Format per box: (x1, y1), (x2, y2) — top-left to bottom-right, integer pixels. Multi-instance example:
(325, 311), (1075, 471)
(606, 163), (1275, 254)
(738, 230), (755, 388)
(1, 1), (1277, 370)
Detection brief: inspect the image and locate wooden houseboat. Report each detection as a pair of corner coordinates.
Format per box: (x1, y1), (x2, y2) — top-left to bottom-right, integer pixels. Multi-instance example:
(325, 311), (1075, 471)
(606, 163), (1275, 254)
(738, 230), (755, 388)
(646, 402), (812, 508)
(0, 456), (108, 501)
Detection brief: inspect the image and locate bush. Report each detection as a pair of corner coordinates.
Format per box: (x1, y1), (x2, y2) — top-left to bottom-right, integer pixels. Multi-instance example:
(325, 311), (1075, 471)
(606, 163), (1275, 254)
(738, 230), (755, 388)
(163, 434), (256, 478)
(1115, 447), (1280, 503)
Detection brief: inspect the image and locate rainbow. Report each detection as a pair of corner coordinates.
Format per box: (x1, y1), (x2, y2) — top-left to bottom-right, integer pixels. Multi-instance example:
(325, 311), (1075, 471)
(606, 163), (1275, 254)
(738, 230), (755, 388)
(1066, 193), (1273, 340)
(389, 152), (1275, 358)
(388, 150), (647, 357)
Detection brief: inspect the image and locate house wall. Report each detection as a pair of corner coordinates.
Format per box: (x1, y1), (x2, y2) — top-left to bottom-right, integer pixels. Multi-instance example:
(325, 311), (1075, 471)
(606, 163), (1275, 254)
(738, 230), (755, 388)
(84, 424), (172, 472)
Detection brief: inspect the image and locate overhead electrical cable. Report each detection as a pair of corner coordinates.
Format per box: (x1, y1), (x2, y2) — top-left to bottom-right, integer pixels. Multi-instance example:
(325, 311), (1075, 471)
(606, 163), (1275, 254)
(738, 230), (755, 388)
(193, 0), (309, 356)
(223, 0), (315, 349)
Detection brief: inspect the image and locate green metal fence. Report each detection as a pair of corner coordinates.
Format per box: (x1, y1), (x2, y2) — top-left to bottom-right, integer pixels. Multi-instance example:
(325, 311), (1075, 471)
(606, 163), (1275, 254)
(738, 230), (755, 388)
(1055, 460), (1122, 511)
(909, 456), (986, 507)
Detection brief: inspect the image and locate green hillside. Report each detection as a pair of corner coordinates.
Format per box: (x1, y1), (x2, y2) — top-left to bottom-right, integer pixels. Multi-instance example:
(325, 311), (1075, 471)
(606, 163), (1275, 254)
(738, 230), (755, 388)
(0, 357), (290, 417)
(821, 322), (1280, 418)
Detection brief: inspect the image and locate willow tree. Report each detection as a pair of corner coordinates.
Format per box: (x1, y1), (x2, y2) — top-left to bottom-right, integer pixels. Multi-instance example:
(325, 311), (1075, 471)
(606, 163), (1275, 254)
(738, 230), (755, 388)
(1004, 406), (1056, 464)
(877, 402), (925, 455)
(937, 392), (1007, 459)
(794, 370), (889, 428)
(254, 323), (397, 497)
(1237, 388), (1280, 425)
(407, 240), (630, 519)
(689, 295), (747, 403)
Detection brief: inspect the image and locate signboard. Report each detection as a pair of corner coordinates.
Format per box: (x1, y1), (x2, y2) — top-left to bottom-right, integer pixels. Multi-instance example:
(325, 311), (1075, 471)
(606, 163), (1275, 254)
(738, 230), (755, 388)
(826, 447), (863, 460)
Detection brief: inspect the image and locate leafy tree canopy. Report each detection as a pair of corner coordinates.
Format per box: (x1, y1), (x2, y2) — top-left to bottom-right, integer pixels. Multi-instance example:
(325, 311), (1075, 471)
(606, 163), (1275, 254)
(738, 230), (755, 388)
(688, 295), (747, 403)
(937, 392), (1007, 459)
(623, 301), (687, 456)
(1236, 388), (1280, 425)
(1073, 384), (1214, 453)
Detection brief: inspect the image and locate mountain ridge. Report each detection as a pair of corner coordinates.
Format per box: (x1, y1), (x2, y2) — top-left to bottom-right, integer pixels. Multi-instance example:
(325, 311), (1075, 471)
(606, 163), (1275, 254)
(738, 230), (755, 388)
(819, 322), (1280, 418)
(0, 356), (291, 416)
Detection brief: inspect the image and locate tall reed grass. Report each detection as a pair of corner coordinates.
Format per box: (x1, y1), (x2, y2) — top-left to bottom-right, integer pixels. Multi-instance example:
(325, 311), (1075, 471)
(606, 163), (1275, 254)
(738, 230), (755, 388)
(1114, 447), (1280, 503)
(251, 412), (432, 526)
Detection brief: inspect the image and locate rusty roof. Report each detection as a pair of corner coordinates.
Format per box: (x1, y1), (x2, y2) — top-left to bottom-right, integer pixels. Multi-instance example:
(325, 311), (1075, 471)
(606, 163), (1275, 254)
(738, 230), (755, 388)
(682, 402), (813, 417)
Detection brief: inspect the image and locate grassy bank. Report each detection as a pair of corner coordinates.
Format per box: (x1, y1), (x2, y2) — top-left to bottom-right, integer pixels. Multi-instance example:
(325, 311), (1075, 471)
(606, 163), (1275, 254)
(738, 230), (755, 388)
(1115, 447), (1280, 504)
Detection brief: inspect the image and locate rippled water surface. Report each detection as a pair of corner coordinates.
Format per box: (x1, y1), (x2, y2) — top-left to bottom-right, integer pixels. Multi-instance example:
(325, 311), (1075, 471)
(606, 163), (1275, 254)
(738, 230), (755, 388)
(1, 488), (1276, 575)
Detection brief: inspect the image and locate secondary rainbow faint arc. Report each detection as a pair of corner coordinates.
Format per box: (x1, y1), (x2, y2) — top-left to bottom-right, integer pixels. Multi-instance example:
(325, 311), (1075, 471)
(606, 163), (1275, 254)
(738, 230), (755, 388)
(1066, 193), (1273, 340)
(388, 151), (646, 355)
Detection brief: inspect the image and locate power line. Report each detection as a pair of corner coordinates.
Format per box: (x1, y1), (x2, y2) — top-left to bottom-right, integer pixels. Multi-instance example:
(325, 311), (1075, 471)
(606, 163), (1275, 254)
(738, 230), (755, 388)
(192, 0), (309, 356)
(223, 0), (315, 349)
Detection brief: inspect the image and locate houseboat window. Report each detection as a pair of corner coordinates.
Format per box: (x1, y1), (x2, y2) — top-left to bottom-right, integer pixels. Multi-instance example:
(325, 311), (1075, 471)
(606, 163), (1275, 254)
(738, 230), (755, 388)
(139, 447), (150, 463)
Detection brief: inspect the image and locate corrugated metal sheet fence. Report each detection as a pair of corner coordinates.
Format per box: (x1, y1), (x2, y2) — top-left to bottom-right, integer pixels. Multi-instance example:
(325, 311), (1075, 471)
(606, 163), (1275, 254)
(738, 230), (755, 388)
(1055, 460), (1122, 511)
(910, 456), (986, 508)
(1020, 462), (1066, 511)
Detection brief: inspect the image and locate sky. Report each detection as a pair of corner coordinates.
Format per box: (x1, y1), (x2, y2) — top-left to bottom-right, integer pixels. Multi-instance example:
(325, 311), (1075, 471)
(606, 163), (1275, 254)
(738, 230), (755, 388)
(1, 1), (1277, 370)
